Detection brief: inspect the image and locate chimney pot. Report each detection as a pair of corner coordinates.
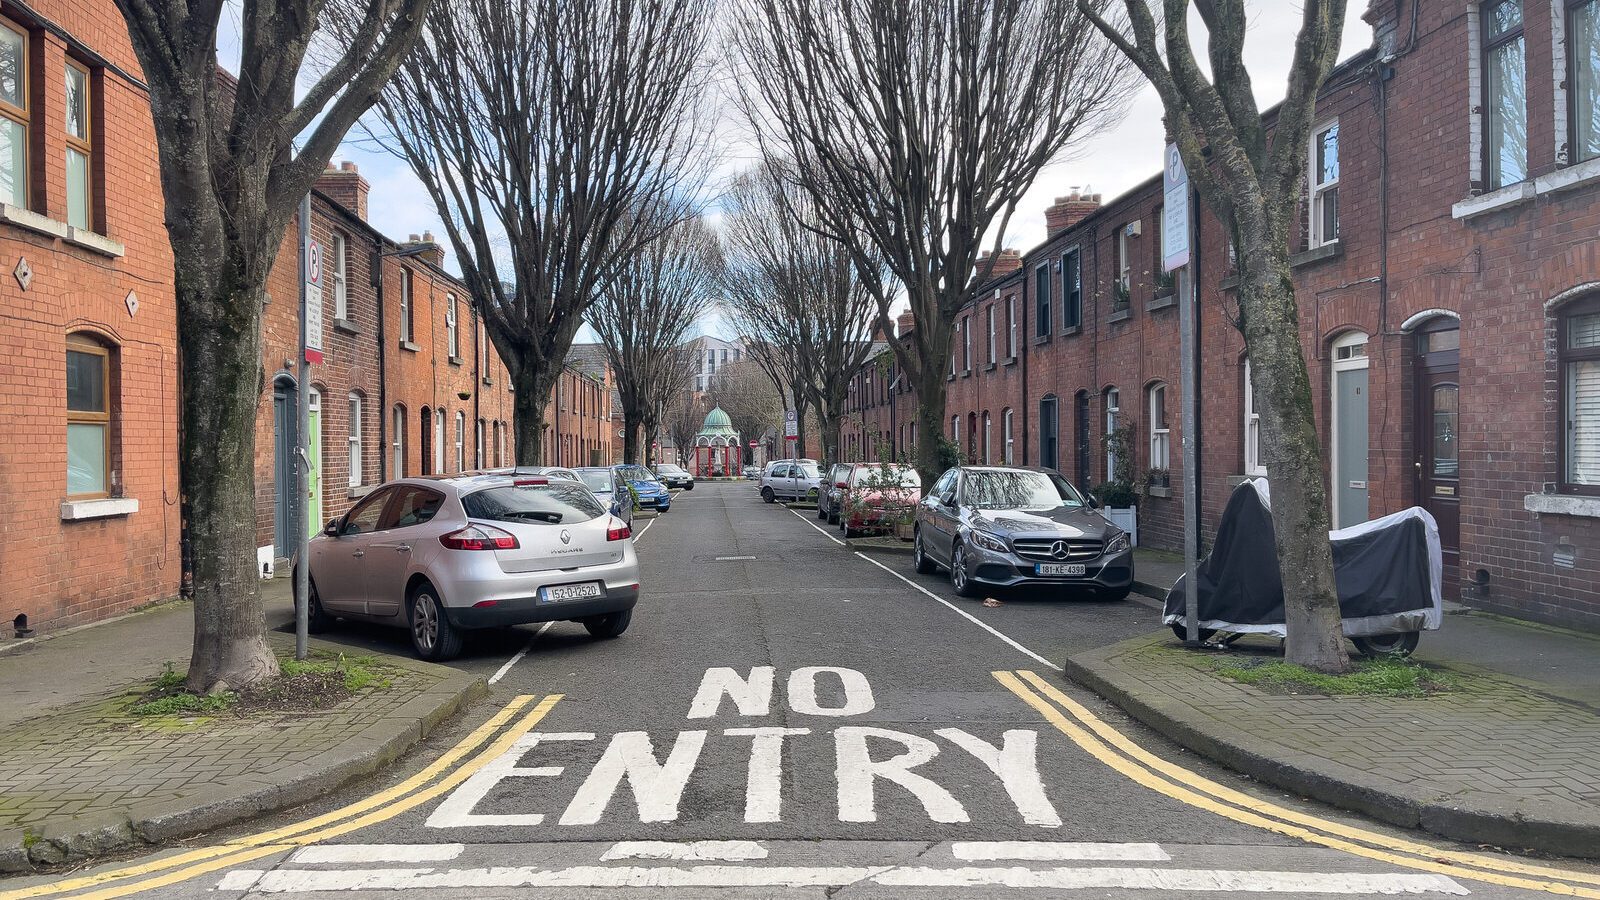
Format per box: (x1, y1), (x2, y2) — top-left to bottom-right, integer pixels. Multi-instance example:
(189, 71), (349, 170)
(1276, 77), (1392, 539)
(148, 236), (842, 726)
(315, 161), (371, 221)
(340, 161), (358, 173)
(1044, 190), (1102, 237)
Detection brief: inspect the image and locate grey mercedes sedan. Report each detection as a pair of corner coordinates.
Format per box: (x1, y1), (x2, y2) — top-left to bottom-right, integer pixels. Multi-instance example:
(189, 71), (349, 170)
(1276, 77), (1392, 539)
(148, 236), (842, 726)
(912, 466), (1133, 600)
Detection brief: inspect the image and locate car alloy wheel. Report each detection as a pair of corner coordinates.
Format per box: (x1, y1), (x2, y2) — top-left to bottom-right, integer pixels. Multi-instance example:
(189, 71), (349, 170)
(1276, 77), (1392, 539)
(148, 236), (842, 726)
(412, 593), (439, 653)
(951, 544), (980, 597)
(913, 530), (937, 574)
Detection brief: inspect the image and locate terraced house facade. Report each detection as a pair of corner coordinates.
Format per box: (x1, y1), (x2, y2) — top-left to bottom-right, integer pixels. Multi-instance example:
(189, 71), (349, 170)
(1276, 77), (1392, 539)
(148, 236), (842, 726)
(844, 0), (1600, 630)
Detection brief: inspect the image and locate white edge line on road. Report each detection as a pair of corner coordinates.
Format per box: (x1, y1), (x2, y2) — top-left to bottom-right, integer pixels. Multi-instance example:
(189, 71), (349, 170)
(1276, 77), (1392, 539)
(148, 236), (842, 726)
(633, 517), (655, 543)
(488, 621), (554, 685)
(289, 844), (466, 864)
(950, 841), (1170, 862)
(852, 551), (1058, 671)
(788, 506), (844, 545)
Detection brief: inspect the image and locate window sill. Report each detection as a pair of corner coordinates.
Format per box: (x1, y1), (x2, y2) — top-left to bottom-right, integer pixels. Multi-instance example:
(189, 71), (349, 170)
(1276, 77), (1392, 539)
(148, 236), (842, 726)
(1451, 181), (1535, 220)
(67, 227), (125, 258)
(334, 317), (361, 335)
(1108, 308), (1132, 324)
(1, 204), (69, 240)
(1146, 485), (1172, 498)
(448, 355), (463, 366)
(961, 368), (972, 378)
(1535, 156), (1600, 196)
(482, 377), (494, 386)
(399, 340), (420, 352)
(1146, 293), (1176, 312)
(1003, 355), (1018, 367)
(1523, 493), (1600, 518)
(983, 362), (996, 372)
(61, 497), (139, 521)
(1031, 334), (1051, 346)
(1061, 325), (1082, 337)
(1289, 240), (1343, 268)
(348, 485), (375, 500)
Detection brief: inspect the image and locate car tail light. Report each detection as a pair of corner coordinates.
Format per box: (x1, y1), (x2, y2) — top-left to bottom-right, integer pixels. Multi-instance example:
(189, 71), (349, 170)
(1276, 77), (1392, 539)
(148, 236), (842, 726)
(514, 477), (549, 487)
(835, 481), (848, 488)
(606, 518), (632, 541)
(440, 524), (519, 551)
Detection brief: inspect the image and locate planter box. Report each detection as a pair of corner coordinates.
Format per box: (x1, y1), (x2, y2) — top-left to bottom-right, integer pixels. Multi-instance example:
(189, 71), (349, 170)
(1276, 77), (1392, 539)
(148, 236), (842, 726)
(1103, 506), (1138, 546)
(894, 520), (915, 540)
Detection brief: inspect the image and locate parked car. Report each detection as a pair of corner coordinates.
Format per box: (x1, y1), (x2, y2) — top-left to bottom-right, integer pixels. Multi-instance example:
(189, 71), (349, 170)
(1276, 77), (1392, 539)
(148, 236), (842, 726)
(301, 474), (639, 660)
(653, 462), (695, 490)
(760, 459), (821, 503)
(913, 466), (1132, 600)
(839, 463), (921, 538)
(575, 466), (633, 526)
(616, 464), (673, 513)
(480, 466), (581, 483)
(817, 463), (856, 523)
(743, 465), (762, 480)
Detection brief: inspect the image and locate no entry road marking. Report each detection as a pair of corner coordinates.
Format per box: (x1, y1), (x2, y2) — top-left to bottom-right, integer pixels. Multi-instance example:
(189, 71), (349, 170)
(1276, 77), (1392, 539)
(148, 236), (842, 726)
(714, 555), (756, 560)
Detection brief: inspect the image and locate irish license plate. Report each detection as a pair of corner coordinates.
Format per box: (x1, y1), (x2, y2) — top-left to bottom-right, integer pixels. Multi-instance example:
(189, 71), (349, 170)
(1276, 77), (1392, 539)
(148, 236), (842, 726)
(539, 582), (603, 603)
(1036, 563), (1087, 576)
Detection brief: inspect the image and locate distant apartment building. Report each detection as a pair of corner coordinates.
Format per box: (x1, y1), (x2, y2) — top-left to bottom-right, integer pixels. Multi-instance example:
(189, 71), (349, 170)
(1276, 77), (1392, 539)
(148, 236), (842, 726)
(687, 335), (745, 394)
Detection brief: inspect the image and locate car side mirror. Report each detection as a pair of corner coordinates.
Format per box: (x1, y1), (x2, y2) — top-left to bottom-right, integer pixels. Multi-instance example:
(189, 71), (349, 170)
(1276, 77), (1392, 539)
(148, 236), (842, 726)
(1086, 495), (1102, 510)
(940, 491), (957, 507)
(324, 517), (342, 536)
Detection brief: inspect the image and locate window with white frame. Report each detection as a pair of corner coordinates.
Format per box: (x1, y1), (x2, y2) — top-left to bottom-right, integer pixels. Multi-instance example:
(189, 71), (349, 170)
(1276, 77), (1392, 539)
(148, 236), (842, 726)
(1570, 0), (1600, 164)
(1148, 382), (1170, 471)
(1035, 263), (1052, 335)
(1062, 248), (1082, 329)
(986, 304), (996, 365)
(1116, 227), (1132, 293)
(347, 393), (363, 487)
(1003, 408), (1014, 464)
(1243, 359), (1266, 476)
(1562, 297), (1600, 492)
(1104, 387), (1122, 478)
(447, 294), (459, 359)
(433, 408), (444, 474)
(1005, 294), (1017, 358)
(65, 60), (92, 231)
(392, 405), (406, 478)
(333, 232), (349, 319)
(1482, 0), (1528, 189)
(982, 411), (992, 463)
(476, 418), (485, 469)
(951, 414), (960, 445)
(454, 410), (465, 471)
(399, 268), (414, 344)
(962, 315), (972, 372)
(493, 421), (503, 467)
(0, 18), (29, 208)
(1310, 121), (1340, 246)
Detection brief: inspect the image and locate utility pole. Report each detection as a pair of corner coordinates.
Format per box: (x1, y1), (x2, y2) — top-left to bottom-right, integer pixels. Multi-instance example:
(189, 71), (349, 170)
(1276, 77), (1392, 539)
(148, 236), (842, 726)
(1162, 143), (1201, 646)
(294, 193), (322, 661)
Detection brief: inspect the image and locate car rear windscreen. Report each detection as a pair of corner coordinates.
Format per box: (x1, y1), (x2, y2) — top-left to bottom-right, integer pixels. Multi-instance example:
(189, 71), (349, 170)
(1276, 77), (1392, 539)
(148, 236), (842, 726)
(464, 483), (606, 525)
(577, 470), (612, 492)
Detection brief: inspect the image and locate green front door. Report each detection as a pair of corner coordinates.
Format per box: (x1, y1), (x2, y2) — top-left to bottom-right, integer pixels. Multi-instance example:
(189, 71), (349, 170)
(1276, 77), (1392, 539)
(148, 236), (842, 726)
(307, 389), (322, 537)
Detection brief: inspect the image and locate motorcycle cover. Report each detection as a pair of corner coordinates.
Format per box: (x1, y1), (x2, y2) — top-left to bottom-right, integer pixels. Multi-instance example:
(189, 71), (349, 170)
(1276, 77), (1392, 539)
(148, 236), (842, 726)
(1163, 478), (1442, 638)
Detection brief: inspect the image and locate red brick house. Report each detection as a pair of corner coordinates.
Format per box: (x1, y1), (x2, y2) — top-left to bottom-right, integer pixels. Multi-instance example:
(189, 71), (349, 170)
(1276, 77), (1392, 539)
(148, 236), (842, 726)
(0, 0), (181, 633)
(844, 0), (1600, 631)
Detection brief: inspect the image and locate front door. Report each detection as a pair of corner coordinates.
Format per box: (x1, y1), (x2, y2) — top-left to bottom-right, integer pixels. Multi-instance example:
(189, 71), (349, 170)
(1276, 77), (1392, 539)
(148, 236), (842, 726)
(1415, 321), (1461, 598)
(272, 382), (294, 558)
(1331, 335), (1370, 529)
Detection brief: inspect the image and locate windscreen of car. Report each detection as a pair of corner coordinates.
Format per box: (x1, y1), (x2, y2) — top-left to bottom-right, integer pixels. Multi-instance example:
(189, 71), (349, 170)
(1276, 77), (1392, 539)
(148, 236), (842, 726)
(658, 464), (685, 474)
(618, 465), (657, 482)
(960, 470), (1085, 510)
(850, 465), (921, 488)
(464, 483), (605, 525)
(577, 470), (613, 493)
(796, 462), (820, 478)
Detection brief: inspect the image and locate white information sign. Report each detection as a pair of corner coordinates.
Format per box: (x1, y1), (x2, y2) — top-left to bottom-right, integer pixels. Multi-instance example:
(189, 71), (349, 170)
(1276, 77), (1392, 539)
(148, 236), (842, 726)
(1162, 144), (1190, 272)
(304, 238), (324, 362)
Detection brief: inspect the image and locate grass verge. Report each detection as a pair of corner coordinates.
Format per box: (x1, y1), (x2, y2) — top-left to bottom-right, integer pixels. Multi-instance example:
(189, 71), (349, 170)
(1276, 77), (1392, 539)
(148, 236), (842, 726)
(131, 652), (392, 718)
(1209, 655), (1459, 697)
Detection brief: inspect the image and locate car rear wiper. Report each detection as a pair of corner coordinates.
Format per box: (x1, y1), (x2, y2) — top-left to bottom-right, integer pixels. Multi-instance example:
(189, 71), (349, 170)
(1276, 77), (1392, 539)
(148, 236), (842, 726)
(505, 510), (563, 523)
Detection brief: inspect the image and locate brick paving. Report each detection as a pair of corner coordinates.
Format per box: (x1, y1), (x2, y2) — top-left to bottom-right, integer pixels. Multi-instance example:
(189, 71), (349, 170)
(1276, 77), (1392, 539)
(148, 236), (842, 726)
(1092, 636), (1600, 814)
(0, 634), (439, 835)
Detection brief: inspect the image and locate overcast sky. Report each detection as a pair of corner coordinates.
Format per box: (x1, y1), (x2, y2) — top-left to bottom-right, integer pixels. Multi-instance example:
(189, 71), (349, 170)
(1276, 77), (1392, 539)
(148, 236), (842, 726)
(317, 3), (1375, 339)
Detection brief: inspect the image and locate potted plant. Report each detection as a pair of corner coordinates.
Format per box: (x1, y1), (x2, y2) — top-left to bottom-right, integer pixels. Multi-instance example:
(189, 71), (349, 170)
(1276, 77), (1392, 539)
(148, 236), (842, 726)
(1145, 467), (1171, 489)
(1112, 280), (1131, 311)
(1153, 270), (1175, 301)
(1094, 424), (1139, 545)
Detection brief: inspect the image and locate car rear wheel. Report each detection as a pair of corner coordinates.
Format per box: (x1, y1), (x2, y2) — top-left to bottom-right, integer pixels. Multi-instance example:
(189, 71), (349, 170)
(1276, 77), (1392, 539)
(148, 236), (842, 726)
(409, 583), (463, 661)
(913, 529), (937, 574)
(585, 609), (632, 640)
(761, 487), (775, 503)
(951, 544), (981, 597)
(306, 579), (333, 634)
(817, 504), (828, 521)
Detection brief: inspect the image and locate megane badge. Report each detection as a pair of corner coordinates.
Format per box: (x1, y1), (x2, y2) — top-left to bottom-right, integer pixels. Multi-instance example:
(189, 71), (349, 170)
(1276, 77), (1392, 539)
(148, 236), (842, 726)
(560, 529), (571, 545)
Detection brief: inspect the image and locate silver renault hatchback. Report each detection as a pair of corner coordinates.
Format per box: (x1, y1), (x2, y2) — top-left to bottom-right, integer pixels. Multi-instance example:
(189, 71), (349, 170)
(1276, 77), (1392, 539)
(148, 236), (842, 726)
(302, 474), (640, 660)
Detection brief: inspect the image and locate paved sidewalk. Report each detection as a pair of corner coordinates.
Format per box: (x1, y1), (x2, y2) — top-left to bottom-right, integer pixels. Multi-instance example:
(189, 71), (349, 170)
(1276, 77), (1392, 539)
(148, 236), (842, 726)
(1067, 623), (1600, 858)
(0, 582), (484, 872)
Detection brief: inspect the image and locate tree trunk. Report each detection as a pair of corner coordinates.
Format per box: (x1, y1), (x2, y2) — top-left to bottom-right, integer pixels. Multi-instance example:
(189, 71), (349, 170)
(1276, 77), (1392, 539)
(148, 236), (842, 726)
(1242, 240), (1349, 674)
(180, 268), (280, 693)
(912, 368), (948, 497)
(622, 417), (642, 465)
(512, 366), (552, 466)
(818, 396), (843, 469)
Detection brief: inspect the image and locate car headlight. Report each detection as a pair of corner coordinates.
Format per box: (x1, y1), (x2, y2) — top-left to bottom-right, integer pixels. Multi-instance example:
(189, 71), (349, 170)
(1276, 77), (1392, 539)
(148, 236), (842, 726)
(1105, 531), (1130, 554)
(967, 530), (1008, 553)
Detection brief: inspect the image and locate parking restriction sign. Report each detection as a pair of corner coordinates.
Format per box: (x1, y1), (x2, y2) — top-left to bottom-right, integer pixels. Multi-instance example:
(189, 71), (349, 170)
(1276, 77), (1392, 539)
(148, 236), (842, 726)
(304, 239), (324, 364)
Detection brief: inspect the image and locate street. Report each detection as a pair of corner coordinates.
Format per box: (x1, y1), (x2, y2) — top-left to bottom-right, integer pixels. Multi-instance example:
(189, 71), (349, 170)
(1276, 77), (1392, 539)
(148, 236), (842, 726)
(12, 481), (1598, 900)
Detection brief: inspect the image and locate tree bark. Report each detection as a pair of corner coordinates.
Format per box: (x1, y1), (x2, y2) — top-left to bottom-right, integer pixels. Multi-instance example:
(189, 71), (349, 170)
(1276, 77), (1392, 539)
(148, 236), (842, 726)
(622, 416), (643, 465)
(180, 269), (279, 692)
(512, 366), (552, 465)
(913, 369), (949, 497)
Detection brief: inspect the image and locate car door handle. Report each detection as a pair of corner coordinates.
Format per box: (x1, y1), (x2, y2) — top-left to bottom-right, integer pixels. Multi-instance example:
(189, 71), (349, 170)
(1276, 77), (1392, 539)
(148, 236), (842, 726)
(396, 544), (412, 553)
(352, 549), (365, 558)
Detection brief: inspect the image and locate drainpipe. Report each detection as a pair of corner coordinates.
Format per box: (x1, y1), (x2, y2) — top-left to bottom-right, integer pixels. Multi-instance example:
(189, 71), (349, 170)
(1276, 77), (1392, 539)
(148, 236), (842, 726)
(373, 247), (388, 481)
(1021, 278), (1030, 465)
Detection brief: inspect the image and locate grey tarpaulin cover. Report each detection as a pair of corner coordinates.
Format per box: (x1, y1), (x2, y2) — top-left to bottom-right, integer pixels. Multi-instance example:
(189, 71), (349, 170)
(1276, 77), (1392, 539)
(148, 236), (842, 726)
(1163, 479), (1443, 638)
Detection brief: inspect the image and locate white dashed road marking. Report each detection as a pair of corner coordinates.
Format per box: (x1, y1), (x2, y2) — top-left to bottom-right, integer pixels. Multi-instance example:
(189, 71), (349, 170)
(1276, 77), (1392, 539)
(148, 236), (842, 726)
(951, 841), (1171, 862)
(289, 844), (466, 864)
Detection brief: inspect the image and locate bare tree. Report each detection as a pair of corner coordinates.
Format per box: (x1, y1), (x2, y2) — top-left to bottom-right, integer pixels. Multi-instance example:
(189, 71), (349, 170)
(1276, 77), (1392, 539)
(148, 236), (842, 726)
(365, 0), (715, 464)
(1081, 0), (1350, 672)
(664, 390), (709, 466)
(731, 0), (1136, 489)
(590, 217), (721, 464)
(720, 166), (882, 468)
(708, 359), (785, 465)
(113, 0), (429, 691)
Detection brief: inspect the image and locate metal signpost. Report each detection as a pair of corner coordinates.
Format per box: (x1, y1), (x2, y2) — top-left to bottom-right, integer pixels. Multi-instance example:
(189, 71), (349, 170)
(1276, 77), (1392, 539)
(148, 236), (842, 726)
(1163, 144), (1201, 646)
(293, 194), (321, 661)
(784, 408), (798, 456)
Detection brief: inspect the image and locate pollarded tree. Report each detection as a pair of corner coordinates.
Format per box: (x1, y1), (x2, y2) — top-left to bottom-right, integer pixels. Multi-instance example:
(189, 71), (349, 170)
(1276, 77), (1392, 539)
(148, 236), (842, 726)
(720, 166), (883, 469)
(1081, 0), (1351, 672)
(366, 0), (715, 464)
(731, 0), (1137, 489)
(113, 0), (431, 691)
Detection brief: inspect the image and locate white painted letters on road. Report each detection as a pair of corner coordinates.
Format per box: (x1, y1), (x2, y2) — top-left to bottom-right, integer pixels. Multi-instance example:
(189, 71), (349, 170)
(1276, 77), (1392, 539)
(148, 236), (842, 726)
(787, 666), (875, 717)
(937, 728), (1062, 827)
(426, 733), (594, 829)
(559, 731), (708, 825)
(687, 666), (775, 719)
(724, 727), (809, 823)
(834, 726), (967, 823)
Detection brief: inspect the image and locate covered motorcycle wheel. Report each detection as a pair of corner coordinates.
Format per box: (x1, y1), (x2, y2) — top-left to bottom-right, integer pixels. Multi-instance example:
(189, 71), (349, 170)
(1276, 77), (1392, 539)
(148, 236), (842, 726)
(1351, 631), (1420, 658)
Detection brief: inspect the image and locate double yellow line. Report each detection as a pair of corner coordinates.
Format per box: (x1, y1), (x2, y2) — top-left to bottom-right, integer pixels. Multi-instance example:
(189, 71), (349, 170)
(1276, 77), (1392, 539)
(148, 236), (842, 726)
(1, 694), (563, 900)
(996, 670), (1600, 897)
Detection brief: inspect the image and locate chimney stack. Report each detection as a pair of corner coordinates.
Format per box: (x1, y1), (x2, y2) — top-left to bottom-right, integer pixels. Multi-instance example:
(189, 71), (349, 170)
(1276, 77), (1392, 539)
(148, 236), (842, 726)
(315, 160), (370, 222)
(897, 310), (915, 337)
(401, 230), (447, 267)
(1043, 190), (1101, 237)
(975, 248), (1022, 284)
